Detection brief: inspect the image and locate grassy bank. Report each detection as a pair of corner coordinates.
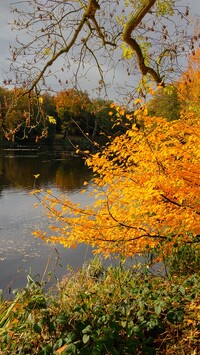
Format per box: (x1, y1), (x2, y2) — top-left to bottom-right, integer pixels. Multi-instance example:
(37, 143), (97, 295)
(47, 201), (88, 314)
(0, 249), (200, 355)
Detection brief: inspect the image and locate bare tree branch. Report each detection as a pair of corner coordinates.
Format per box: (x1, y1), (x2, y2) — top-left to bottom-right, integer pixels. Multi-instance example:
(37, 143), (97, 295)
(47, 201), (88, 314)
(122, 0), (164, 85)
(6, 0), (199, 100)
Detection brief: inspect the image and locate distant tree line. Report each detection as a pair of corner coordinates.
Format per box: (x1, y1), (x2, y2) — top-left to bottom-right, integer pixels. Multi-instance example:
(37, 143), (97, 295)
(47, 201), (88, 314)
(0, 87), (122, 144)
(0, 85), (181, 145)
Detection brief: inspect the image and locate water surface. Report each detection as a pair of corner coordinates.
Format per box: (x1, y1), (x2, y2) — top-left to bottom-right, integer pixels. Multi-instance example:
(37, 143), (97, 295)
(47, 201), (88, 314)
(0, 145), (94, 297)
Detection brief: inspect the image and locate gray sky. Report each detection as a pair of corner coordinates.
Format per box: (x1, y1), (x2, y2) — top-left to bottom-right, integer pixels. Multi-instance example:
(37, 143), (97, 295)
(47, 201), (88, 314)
(0, 0), (200, 100)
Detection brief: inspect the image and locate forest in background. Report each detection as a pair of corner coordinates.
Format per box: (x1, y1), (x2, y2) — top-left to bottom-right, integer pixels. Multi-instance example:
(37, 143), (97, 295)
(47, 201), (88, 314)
(0, 83), (180, 146)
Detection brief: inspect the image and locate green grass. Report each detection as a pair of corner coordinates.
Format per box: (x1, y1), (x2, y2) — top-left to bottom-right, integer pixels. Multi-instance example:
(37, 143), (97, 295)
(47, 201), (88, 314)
(0, 252), (199, 354)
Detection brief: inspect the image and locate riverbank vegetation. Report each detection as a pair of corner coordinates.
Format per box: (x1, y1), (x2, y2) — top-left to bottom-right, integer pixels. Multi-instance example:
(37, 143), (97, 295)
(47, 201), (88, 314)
(0, 246), (200, 354)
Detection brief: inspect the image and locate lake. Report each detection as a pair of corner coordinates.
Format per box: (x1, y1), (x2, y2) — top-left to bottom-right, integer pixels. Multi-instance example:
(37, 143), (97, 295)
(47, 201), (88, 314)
(0, 145), (96, 298)
(0, 144), (163, 299)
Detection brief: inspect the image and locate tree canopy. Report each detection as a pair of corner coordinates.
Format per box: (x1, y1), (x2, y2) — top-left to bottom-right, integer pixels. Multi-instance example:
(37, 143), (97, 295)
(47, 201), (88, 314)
(179, 48), (200, 115)
(147, 85), (180, 121)
(6, 1), (200, 260)
(33, 90), (200, 258)
(8, 0), (199, 98)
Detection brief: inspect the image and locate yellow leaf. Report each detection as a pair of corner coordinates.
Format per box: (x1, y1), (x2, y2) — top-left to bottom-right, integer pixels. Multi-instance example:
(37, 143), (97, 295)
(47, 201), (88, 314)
(119, 109), (125, 116)
(43, 47), (52, 56)
(47, 115), (56, 124)
(56, 344), (68, 354)
(156, 85), (163, 90)
(122, 47), (133, 59)
(126, 114), (132, 120)
(134, 98), (143, 105)
(80, 189), (86, 194)
(46, 189), (52, 194)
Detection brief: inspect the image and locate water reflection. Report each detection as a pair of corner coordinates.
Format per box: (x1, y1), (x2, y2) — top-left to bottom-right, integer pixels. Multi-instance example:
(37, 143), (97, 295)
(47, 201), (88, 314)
(0, 145), (94, 298)
(0, 146), (92, 192)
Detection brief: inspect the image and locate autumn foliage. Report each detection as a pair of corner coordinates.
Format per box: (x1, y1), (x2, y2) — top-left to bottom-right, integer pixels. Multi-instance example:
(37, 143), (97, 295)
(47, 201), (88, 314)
(179, 48), (200, 115)
(33, 81), (200, 259)
(54, 89), (91, 120)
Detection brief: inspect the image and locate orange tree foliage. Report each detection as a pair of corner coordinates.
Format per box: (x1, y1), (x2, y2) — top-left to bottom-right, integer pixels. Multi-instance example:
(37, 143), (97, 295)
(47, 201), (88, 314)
(54, 89), (92, 134)
(179, 48), (200, 115)
(54, 89), (90, 117)
(33, 97), (200, 259)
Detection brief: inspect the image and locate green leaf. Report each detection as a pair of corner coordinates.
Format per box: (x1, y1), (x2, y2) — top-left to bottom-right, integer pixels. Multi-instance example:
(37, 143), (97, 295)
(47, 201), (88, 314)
(180, 285), (185, 295)
(167, 309), (184, 324)
(132, 325), (140, 334)
(42, 344), (53, 354)
(82, 334), (90, 344)
(2, 333), (11, 344)
(33, 323), (42, 334)
(53, 338), (63, 350)
(56, 314), (68, 324)
(155, 304), (161, 315)
(65, 343), (77, 354)
(65, 332), (77, 343)
(82, 325), (92, 334)
(48, 321), (55, 332)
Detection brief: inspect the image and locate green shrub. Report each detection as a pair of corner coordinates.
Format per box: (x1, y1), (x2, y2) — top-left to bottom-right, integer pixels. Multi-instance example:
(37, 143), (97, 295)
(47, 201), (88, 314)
(0, 258), (199, 354)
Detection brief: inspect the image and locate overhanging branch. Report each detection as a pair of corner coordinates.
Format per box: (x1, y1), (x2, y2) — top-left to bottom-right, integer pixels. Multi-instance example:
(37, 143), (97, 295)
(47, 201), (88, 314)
(122, 0), (164, 85)
(26, 0), (101, 93)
